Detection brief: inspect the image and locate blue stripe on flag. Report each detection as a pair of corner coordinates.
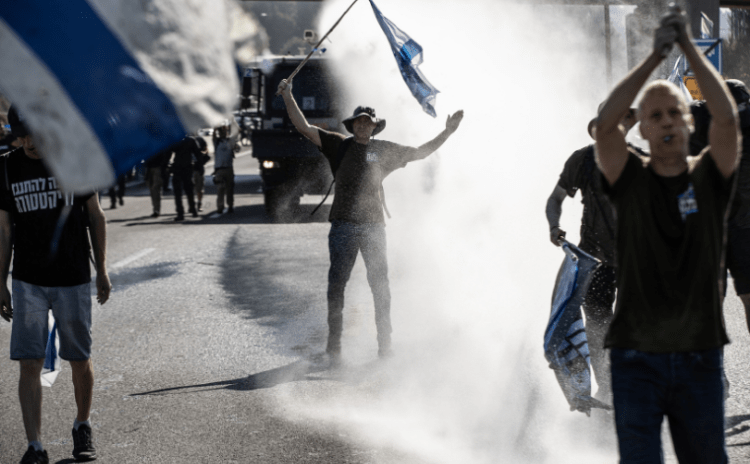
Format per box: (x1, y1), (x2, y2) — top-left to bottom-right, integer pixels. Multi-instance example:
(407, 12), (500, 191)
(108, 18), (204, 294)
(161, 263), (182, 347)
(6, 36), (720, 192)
(369, 0), (439, 117)
(0, 0), (186, 176)
(44, 322), (57, 371)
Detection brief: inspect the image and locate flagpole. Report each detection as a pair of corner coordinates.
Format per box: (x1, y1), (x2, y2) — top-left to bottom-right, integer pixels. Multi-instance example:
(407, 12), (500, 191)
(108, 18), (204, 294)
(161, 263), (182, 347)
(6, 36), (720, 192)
(276, 0), (359, 95)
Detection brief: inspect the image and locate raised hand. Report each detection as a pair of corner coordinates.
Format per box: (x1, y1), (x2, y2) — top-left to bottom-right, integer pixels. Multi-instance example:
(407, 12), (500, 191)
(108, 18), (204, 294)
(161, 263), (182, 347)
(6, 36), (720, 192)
(446, 110), (464, 135)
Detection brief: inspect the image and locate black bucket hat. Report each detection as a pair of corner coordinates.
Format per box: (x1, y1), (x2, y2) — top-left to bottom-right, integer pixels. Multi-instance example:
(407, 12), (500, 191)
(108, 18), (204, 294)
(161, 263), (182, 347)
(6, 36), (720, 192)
(7, 105), (30, 138)
(342, 106), (386, 136)
(725, 79), (750, 128)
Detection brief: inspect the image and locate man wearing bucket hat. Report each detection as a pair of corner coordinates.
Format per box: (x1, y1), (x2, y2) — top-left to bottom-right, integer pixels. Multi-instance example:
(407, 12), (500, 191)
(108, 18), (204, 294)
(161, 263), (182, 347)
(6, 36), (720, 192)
(0, 106), (111, 463)
(545, 105), (639, 400)
(691, 79), (750, 335)
(278, 78), (463, 362)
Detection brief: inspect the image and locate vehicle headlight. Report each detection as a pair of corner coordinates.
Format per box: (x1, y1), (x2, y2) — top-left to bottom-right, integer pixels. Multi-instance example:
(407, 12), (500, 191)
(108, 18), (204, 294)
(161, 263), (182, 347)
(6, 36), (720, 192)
(262, 160), (278, 169)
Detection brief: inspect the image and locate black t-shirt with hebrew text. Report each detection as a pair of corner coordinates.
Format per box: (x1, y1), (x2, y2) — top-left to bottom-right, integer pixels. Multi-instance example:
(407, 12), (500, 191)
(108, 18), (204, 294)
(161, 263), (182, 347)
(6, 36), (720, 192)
(318, 129), (421, 224)
(603, 151), (733, 352)
(0, 150), (93, 287)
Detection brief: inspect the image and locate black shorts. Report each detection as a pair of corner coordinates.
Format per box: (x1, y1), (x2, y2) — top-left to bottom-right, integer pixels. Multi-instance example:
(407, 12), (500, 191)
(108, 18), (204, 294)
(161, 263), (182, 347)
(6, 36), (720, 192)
(726, 227), (750, 295)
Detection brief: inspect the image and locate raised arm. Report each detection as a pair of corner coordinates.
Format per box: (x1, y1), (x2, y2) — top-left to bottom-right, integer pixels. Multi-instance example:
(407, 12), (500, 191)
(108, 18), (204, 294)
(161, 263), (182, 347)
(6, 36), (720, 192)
(412, 110), (464, 160)
(546, 184), (568, 246)
(278, 79), (322, 148)
(86, 194), (111, 305)
(670, 13), (739, 177)
(595, 23), (677, 186)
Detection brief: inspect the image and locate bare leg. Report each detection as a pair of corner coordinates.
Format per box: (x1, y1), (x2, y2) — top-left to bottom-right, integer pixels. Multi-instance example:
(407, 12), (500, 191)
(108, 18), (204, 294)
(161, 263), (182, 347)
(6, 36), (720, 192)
(19, 359), (45, 443)
(70, 359), (94, 422)
(740, 293), (750, 336)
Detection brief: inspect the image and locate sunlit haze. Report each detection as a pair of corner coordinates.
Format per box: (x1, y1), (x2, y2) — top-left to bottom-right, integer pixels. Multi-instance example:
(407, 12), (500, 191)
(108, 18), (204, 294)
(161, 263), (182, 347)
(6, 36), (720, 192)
(268, 0), (654, 462)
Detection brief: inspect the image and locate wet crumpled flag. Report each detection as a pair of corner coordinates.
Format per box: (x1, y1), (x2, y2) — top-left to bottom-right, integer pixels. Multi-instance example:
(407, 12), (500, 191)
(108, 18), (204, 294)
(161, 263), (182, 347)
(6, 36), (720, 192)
(544, 241), (612, 415)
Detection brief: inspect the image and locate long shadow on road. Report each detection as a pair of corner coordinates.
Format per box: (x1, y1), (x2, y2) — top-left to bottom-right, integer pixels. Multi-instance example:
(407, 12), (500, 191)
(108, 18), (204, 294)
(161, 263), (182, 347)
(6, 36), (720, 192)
(128, 360), (328, 397)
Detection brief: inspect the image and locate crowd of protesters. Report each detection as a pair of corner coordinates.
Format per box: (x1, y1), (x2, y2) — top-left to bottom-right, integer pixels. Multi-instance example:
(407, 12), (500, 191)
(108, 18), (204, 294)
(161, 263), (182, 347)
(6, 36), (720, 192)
(3, 5), (750, 464)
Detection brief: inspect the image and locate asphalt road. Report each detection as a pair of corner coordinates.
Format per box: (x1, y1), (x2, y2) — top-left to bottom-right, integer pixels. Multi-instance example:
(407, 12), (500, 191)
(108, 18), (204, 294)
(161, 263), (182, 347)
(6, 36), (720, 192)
(1, 150), (750, 463)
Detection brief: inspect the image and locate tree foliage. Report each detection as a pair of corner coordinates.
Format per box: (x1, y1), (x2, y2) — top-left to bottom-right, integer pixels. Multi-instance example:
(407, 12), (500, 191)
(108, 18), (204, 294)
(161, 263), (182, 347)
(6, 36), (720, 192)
(724, 9), (750, 84)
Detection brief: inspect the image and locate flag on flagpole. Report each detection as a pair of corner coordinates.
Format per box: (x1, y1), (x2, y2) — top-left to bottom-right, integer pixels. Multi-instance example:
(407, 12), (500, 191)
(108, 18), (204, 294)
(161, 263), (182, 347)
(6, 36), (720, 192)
(668, 55), (694, 103)
(368, 0), (439, 117)
(0, 0), (258, 193)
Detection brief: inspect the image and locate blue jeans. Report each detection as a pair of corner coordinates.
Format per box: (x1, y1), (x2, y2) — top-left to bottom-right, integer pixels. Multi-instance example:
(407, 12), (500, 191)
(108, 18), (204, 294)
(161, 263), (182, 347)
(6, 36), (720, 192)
(610, 348), (727, 464)
(327, 221), (390, 353)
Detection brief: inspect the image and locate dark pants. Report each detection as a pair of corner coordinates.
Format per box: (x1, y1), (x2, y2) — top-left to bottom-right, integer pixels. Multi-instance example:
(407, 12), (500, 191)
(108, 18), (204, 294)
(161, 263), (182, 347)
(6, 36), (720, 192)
(107, 174), (126, 206)
(610, 348), (727, 464)
(582, 265), (616, 393)
(172, 168), (196, 217)
(327, 221), (391, 354)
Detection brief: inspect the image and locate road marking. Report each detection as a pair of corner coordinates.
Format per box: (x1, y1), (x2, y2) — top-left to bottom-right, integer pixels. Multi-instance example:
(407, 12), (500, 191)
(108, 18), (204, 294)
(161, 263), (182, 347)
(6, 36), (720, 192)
(111, 248), (155, 270)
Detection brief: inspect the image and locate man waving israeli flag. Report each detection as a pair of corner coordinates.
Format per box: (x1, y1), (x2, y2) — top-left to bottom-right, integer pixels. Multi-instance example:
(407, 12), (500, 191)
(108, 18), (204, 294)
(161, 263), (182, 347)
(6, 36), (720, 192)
(369, 0), (440, 117)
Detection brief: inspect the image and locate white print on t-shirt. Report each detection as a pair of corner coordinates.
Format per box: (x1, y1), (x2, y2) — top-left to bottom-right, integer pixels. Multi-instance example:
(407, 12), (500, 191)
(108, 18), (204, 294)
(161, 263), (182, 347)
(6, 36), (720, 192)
(366, 151), (379, 163)
(678, 182), (699, 222)
(11, 177), (73, 213)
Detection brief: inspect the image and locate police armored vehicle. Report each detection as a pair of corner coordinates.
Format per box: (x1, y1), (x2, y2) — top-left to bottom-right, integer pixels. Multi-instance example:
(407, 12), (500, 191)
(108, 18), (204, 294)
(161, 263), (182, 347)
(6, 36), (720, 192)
(241, 55), (342, 221)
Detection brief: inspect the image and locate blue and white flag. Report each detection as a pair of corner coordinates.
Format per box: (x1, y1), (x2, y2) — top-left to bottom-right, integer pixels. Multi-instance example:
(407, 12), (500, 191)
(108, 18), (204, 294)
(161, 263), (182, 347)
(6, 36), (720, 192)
(544, 241), (611, 415)
(41, 315), (60, 387)
(369, 0), (439, 117)
(0, 0), (256, 193)
(700, 12), (714, 39)
(668, 55), (694, 103)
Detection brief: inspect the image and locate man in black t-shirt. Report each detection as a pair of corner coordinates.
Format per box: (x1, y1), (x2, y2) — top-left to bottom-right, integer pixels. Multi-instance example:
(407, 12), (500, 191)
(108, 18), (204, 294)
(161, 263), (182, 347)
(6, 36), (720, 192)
(278, 79), (463, 361)
(192, 136), (209, 212)
(169, 136), (200, 221)
(545, 108), (637, 399)
(595, 10), (739, 462)
(0, 106), (111, 464)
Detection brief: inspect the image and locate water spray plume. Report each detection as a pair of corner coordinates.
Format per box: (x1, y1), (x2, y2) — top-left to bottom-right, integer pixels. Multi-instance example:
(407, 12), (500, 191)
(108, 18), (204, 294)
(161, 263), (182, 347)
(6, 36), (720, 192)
(275, 0), (645, 461)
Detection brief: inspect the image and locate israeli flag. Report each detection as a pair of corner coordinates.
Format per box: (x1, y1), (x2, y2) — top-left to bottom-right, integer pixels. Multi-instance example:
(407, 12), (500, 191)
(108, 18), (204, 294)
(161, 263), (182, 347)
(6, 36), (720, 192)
(41, 314), (61, 387)
(369, 0), (439, 117)
(0, 0), (243, 193)
(668, 55), (694, 103)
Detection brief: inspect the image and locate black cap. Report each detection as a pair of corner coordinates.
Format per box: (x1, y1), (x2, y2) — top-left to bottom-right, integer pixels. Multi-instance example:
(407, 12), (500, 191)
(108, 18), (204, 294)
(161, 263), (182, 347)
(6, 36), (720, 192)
(726, 80), (750, 105)
(7, 106), (30, 138)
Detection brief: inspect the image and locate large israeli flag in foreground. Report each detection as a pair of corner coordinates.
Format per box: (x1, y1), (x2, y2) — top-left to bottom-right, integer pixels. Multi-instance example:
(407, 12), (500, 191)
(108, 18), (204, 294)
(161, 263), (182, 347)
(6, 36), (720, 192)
(369, 0), (439, 117)
(0, 0), (247, 193)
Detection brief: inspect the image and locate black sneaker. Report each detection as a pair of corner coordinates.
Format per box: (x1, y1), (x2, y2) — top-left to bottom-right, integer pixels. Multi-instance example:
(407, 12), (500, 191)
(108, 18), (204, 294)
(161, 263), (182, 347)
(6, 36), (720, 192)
(20, 446), (49, 464)
(150, 212), (159, 218)
(174, 215), (184, 222)
(72, 424), (97, 461)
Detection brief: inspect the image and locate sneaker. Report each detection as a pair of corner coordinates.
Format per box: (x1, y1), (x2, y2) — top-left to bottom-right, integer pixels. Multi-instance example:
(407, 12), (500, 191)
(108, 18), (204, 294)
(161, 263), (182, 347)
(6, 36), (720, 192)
(190, 208), (198, 218)
(72, 424), (97, 461)
(20, 446), (48, 464)
(197, 202), (203, 212)
(174, 215), (184, 222)
(150, 212), (159, 218)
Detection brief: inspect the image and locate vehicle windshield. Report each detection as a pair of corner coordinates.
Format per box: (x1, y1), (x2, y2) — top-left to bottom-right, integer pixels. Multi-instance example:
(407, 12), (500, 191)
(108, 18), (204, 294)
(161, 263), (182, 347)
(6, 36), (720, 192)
(269, 62), (338, 118)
